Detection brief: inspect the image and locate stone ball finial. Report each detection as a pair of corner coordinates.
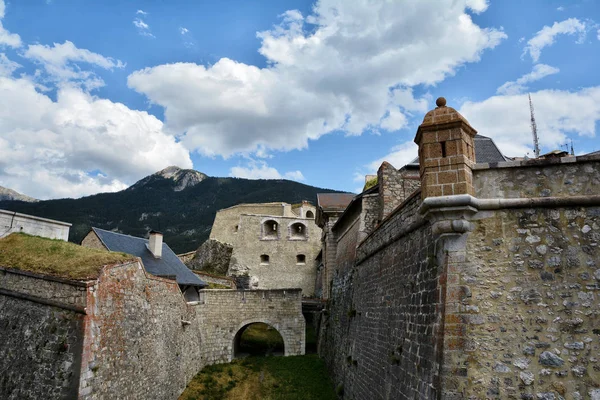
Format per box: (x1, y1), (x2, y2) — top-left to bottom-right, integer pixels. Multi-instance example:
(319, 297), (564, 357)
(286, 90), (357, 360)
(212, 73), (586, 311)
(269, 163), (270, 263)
(436, 97), (446, 107)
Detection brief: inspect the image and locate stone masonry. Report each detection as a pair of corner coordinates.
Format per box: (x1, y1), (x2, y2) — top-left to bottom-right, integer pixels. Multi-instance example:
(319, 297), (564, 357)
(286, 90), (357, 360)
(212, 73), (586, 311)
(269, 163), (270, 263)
(319, 98), (600, 399)
(0, 259), (304, 399)
(208, 202), (321, 296)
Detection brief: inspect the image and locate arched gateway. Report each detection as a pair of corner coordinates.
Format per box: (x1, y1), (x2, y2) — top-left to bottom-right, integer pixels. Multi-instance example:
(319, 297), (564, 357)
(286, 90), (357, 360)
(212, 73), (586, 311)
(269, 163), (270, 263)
(232, 320), (286, 358)
(197, 289), (306, 363)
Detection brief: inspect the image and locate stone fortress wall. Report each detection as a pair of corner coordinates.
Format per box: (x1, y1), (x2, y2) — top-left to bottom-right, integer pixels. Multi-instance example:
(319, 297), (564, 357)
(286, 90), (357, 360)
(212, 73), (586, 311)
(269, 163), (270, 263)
(319, 98), (600, 399)
(0, 260), (304, 399)
(209, 201), (321, 296)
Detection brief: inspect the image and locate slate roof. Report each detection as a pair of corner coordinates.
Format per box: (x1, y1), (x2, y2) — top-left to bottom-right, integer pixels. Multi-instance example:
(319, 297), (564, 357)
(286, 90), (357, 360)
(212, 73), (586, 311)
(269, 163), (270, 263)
(473, 134), (507, 163)
(317, 193), (355, 211)
(91, 227), (206, 287)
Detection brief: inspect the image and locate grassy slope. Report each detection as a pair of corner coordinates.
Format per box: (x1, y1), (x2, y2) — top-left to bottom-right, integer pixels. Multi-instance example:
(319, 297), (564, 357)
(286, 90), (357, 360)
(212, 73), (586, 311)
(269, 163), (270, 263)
(179, 355), (336, 400)
(0, 233), (133, 280)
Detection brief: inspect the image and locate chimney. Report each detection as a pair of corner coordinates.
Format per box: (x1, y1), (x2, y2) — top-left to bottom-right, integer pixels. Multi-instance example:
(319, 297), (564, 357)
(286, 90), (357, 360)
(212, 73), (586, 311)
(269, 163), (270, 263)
(148, 230), (163, 258)
(414, 97), (477, 199)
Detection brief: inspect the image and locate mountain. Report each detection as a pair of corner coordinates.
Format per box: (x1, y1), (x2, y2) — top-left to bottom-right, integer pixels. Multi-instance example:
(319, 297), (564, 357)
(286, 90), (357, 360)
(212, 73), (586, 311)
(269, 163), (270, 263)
(0, 186), (38, 202)
(0, 167), (345, 253)
(128, 166), (207, 192)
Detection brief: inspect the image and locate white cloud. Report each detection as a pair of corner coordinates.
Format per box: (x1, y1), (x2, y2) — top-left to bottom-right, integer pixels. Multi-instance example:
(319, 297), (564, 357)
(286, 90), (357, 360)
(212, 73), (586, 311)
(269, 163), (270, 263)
(557, 6), (565, 12)
(597, 28), (600, 41)
(23, 40), (124, 89)
(367, 141), (418, 172)
(284, 170), (305, 181)
(460, 88), (600, 157)
(465, 0), (489, 13)
(0, 0), (21, 48)
(134, 17), (154, 38)
(128, 0), (505, 158)
(0, 53), (20, 76)
(229, 160), (304, 182)
(180, 27), (189, 35)
(0, 77), (192, 199)
(523, 18), (587, 62)
(136, 9), (147, 15)
(497, 64), (560, 95)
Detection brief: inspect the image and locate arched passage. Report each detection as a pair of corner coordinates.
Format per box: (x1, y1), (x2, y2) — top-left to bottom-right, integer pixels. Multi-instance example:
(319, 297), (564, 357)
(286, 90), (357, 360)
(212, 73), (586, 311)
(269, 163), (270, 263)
(232, 319), (288, 359)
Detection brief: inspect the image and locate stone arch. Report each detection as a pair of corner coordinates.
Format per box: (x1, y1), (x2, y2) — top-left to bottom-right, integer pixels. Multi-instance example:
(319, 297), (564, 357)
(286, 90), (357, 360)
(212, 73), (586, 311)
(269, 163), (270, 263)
(288, 222), (307, 240)
(231, 319), (290, 359)
(261, 219), (279, 239)
(305, 210), (314, 219)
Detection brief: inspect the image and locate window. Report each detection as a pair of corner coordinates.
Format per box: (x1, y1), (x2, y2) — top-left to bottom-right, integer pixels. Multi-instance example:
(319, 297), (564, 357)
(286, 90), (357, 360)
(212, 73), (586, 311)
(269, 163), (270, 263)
(296, 254), (306, 264)
(289, 222), (307, 240)
(262, 220), (278, 239)
(260, 254), (270, 265)
(234, 225), (239, 233)
(305, 210), (314, 219)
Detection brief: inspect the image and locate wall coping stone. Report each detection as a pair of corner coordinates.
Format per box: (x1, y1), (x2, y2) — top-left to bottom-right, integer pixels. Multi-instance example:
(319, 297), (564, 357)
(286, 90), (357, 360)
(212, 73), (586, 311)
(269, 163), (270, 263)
(0, 209), (72, 227)
(472, 152), (599, 171)
(0, 266), (93, 287)
(420, 194), (600, 215)
(0, 288), (87, 314)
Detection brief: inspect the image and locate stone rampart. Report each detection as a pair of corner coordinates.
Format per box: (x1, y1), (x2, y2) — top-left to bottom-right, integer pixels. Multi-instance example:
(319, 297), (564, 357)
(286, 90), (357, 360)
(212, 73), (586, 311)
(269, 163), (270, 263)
(459, 206), (600, 398)
(1, 260), (305, 400)
(0, 269), (86, 399)
(79, 262), (305, 399)
(320, 156), (600, 399)
(320, 192), (444, 399)
(473, 156), (599, 199)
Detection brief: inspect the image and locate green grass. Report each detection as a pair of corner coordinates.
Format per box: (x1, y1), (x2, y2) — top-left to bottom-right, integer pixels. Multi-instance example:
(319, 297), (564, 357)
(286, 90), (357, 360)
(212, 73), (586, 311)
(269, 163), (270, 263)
(0, 233), (133, 280)
(179, 355), (336, 400)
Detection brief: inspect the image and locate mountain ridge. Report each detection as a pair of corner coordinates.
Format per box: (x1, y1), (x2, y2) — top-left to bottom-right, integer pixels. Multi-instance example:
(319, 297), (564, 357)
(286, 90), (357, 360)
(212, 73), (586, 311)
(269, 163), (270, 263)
(0, 186), (38, 203)
(0, 168), (347, 253)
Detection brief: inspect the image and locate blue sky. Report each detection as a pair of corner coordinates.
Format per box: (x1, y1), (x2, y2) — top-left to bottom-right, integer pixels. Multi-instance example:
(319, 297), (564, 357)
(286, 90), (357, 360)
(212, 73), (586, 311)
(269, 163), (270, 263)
(0, 0), (599, 199)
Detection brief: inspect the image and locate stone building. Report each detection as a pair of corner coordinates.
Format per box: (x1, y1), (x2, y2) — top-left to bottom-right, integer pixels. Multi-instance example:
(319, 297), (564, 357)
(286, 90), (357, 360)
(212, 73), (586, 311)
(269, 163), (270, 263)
(204, 201), (322, 296)
(81, 227), (207, 301)
(0, 208), (71, 240)
(318, 97), (600, 399)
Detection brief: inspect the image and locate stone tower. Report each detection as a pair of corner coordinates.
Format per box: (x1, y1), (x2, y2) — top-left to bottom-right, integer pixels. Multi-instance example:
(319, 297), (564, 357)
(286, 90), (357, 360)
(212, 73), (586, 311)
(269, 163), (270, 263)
(414, 97), (477, 199)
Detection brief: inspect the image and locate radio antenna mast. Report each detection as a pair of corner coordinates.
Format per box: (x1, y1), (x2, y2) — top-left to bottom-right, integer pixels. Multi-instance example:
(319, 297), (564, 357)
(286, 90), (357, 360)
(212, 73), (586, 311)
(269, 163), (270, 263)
(529, 93), (540, 158)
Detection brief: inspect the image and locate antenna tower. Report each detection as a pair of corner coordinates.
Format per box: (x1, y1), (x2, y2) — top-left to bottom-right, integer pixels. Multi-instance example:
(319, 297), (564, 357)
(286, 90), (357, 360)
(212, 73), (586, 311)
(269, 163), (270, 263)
(528, 93), (540, 158)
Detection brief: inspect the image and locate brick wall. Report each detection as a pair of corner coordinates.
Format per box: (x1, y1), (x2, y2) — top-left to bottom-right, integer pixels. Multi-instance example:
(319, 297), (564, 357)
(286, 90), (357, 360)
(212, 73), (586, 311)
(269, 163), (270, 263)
(320, 194), (445, 399)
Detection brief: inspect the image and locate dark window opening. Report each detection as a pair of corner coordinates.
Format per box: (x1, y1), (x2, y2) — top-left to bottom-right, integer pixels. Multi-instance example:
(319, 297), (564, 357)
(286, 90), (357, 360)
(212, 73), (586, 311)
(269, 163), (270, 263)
(263, 220), (278, 239)
(441, 141), (447, 158)
(234, 225), (239, 232)
(260, 254), (270, 264)
(296, 254), (306, 264)
(289, 222), (307, 240)
(305, 210), (314, 219)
